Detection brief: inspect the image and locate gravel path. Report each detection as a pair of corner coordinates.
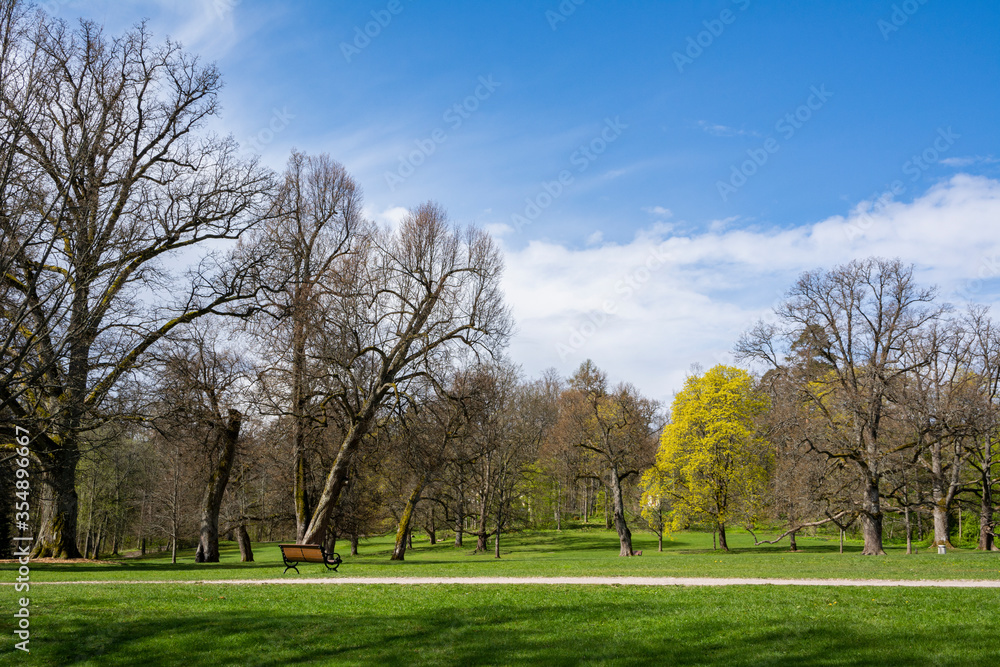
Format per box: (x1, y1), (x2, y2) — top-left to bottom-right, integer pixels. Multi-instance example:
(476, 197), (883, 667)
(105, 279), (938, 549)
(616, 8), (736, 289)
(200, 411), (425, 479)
(19, 576), (1000, 588)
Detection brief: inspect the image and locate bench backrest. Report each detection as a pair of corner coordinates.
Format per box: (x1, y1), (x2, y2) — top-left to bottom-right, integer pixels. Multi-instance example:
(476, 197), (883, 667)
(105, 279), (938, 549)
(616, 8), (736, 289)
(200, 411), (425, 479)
(280, 544), (326, 562)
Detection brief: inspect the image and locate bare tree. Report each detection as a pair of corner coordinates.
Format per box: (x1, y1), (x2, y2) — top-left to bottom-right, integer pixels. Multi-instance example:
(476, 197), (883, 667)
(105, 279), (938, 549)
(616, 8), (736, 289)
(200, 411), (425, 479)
(251, 151), (364, 541)
(487, 370), (552, 558)
(558, 361), (659, 556)
(964, 307), (1000, 550)
(0, 1), (67, 421)
(300, 203), (512, 546)
(0, 14), (274, 557)
(894, 321), (980, 548)
(152, 325), (252, 563)
(389, 379), (472, 561)
(737, 258), (945, 555)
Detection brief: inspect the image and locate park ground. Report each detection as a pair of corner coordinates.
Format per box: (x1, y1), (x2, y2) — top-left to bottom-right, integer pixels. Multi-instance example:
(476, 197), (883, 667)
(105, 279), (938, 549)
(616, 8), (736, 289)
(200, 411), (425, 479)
(5, 527), (1000, 665)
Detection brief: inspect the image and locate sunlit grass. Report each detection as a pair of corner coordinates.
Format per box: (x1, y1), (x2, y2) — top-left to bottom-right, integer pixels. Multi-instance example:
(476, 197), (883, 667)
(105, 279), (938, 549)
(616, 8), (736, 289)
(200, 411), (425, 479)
(25, 583), (1000, 666)
(19, 527), (1000, 583)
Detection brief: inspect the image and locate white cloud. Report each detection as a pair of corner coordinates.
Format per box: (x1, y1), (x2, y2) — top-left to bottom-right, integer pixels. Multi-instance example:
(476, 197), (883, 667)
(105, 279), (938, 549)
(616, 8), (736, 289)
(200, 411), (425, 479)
(500, 175), (1000, 403)
(940, 155), (999, 167)
(371, 205), (409, 231)
(484, 222), (514, 238)
(642, 206), (673, 218)
(696, 121), (759, 138)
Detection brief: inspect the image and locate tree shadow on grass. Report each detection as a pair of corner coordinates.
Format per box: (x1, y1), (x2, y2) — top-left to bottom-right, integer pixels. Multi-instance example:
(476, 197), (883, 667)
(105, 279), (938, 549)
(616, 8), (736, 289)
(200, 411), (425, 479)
(35, 592), (998, 667)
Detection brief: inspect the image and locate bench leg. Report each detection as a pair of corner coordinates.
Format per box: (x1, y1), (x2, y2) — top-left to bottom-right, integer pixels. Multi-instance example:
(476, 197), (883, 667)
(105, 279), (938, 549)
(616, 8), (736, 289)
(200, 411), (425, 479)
(323, 552), (342, 573)
(283, 562), (299, 574)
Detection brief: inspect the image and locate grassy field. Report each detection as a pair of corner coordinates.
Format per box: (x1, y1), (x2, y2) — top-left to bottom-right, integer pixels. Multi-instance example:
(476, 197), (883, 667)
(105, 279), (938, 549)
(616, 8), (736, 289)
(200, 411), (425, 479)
(7, 528), (1000, 665)
(21, 526), (1000, 582)
(17, 583), (1000, 665)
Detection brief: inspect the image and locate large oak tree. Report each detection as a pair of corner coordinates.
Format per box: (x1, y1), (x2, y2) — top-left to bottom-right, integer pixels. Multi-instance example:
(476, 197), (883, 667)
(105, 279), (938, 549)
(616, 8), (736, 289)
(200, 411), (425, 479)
(0, 8), (273, 557)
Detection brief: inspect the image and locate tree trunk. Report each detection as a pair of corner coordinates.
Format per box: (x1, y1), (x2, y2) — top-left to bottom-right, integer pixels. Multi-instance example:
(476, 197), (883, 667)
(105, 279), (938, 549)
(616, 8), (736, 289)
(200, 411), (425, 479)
(860, 475), (886, 555)
(34, 450), (84, 558)
(391, 480), (424, 561)
(554, 480), (561, 531)
(978, 437), (995, 551)
(455, 492), (464, 546)
(236, 524), (254, 562)
(932, 504), (950, 549)
(291, 313), (312, 543)
(930, 444), (953, 548)
(979, 479), (994, 551)
(494, 501), (503, 559)
(839, 528), (845, 554)
(83, 469), (98, 560)
(657, 532), (663, 552)
(717, 522), (728, 552)
(325, 531), (337, 556)
(350, 532), (359, 556)
(195, 409), (242, 563)
(905, 503), (913, 554)
(608, 468), (633, 557)
(427, 509), (436, 544)
(788, 529), (798, 552)
(301, 400), (379, 545)
(94, 519), (106, 560)
(476, 493), (490, 552)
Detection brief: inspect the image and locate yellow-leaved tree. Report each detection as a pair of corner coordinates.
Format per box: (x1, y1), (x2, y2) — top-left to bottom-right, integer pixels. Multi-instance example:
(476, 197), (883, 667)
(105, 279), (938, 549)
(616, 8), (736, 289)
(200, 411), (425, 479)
(648, 365), (771, 551)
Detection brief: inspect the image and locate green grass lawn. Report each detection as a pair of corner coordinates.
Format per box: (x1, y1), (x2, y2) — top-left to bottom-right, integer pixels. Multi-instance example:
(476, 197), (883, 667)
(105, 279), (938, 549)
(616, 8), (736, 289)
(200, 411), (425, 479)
(18, 583), (1000, 666)
(7, 529), (1000, 665)
(20, 527), (1000, 582)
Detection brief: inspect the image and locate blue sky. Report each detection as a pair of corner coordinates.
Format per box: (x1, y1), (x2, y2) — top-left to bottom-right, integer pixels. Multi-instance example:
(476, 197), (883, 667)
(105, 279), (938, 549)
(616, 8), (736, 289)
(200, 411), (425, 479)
(67, 0), (1000, 402)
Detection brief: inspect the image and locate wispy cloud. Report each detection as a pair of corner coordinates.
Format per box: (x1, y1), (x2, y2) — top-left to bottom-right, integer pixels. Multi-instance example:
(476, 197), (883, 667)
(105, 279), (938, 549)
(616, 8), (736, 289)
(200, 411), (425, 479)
(940, 155), (999, 168)
(696, 120), (759, 138)
(642, 206), (673, 218)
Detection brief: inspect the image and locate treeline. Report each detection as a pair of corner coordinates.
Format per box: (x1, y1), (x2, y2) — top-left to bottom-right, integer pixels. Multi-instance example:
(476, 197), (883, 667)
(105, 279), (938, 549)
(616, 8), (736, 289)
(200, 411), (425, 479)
(2, 5), (997, 562)
(736, 258), (1000, 555)
(643, 258), (999, 556)
(0, 5), (664, 562)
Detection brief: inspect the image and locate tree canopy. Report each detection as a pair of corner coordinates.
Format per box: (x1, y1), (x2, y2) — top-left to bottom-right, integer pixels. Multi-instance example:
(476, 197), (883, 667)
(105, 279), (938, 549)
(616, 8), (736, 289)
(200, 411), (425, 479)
(650, 365), (770, 551)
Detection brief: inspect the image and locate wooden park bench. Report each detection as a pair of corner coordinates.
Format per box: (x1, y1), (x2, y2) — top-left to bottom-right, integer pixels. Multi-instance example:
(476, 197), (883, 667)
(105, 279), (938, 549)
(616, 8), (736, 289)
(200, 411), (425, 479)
(278, 544), (343, 574)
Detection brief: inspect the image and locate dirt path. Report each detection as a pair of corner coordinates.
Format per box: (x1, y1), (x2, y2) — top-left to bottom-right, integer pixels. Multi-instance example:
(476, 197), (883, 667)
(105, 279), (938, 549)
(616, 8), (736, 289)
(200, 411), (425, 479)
(17, 576), (1000, 587)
